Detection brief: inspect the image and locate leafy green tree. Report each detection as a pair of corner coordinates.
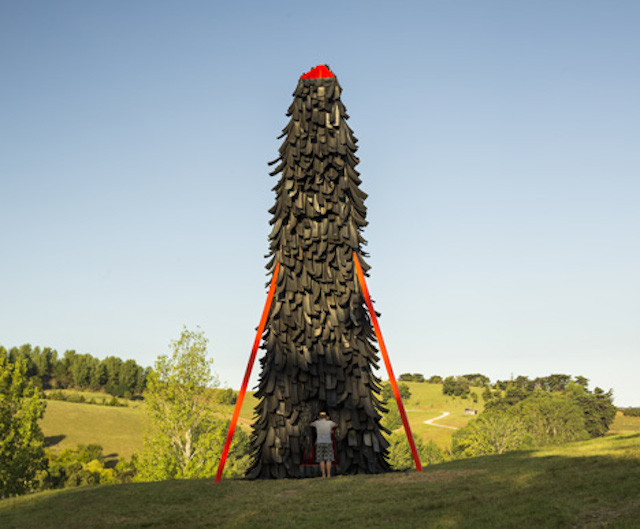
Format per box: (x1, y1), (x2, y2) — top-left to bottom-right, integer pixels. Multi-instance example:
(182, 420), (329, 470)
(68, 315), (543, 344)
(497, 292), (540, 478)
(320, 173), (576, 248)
(216, 388), (238, 405)
(70, 354), (92, 388)
(90, 360), (108, 389)
(399, 373), (425, 383)
(382, 403), (402, 431)
(427, 375), (443, 384)
(518, 392), (588, 445)
(102, 356), (122, 395)
(137, 327), (246, 480)
(481, 386), (494, 403)
(0, 356), (47, 497)
(574, 387), (616, 437)
(387, 432), (445, 470)
(462, 374), (490, 387)
(381, 382), (411, 405)
(40, 444), (118, 490)
(452, 409), (529, 457)
(119, 359), (140, 396)
(442, 376), (471, 398)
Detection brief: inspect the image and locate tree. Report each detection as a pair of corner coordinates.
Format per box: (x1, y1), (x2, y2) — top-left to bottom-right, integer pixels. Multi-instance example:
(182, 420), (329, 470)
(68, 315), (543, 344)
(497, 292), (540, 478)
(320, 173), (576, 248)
(90, 360), (107, 390)
(387, 432), (445, 470)
(0, 356), (47, 497)
(574, 387), (616, 437)
(462, 374), (490, 387)
(381, 382), (411, 405)
(452, 409), (529, 457)
(102, 356), (122, 396)
(119, 359), (140, 397)
(442, 376), (471, 398)
(518, 392), (588, 445)
(70, 354), (92, 388)
(137, 327), (245, 480)
(382, 403), (402, 431)
(216, 388), (238, 405)
(399, 373), (425, 383)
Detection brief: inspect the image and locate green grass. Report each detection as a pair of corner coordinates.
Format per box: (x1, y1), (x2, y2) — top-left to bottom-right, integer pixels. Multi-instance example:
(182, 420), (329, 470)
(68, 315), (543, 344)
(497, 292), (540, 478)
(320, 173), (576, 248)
(389, 382), (484, 448)
(2, 432), (639, 528)
(39, 383), (475, 464)
(41, 400), (145, 461)
(610, 412), (640, 434)
(40, 383), (638, 467)
(40, 390), (260, 462)
(45, 389), (142, 408)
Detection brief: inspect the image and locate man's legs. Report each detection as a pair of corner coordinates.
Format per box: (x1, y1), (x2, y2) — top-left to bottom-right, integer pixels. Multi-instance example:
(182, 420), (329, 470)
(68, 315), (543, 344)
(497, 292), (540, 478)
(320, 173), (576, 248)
(319, 461), (326, 478)
(326, 460), (332, 478)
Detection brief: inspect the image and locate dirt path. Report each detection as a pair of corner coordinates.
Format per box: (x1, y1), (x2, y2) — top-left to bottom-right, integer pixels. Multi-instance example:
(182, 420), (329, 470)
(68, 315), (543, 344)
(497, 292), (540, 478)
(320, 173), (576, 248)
(424, 411), (458, 430)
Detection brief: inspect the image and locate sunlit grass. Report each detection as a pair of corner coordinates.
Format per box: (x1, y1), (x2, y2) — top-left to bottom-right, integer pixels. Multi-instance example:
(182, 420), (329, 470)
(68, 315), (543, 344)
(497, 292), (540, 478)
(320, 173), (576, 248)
(40, 400), (145, 460)
(2, 433), (639, 528)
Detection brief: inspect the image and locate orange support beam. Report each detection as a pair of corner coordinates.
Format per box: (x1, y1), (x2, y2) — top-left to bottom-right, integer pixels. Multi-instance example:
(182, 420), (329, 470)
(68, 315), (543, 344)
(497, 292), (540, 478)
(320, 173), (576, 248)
(353, 252), (423, 472)
(214, 262), (280, 483)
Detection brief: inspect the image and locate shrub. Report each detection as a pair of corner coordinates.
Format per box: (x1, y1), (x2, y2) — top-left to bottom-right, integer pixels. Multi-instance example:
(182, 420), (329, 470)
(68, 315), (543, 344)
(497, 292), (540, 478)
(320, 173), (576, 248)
(216, 388), (238, 405)
(387, 432), (445, 470)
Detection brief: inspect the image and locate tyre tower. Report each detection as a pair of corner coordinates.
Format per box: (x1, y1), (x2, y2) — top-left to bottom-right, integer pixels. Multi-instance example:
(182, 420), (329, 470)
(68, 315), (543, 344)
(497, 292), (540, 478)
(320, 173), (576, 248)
(246, 64), (390, 479)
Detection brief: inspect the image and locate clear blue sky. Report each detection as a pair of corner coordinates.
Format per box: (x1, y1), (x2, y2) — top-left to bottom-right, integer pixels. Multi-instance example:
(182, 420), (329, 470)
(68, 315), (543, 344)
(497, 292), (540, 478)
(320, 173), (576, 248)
(1, 1), (638, 406)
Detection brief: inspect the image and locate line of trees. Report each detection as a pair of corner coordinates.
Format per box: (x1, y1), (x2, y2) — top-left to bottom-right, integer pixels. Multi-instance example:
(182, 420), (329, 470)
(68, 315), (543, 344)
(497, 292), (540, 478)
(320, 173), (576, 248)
(1, 344), (149, 398)
(452, 375), (617, 458)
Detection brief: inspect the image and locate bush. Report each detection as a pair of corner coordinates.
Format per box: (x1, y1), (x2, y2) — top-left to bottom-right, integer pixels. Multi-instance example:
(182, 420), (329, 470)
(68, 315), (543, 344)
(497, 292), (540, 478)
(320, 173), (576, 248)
(216, 388), (238, 405)
(387, 432), (445, 470)
(399, 373), (425, 383)
(37, 445), (135, 490)
(442, 376), (471, 398)
(452, 409), (530, 458)
(382, 404), (402, 431)
(381, 382), (411, 405)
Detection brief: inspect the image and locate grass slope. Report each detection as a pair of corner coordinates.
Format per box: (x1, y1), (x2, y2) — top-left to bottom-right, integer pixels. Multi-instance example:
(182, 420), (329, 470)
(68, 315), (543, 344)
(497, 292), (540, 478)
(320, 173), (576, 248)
(39, 382), (478, 462)
(2, 433), (639, 528)
(396, 382), (484, 448)
(40, 383), (638, 465)
(41, 399), (145, 461)
(39, 390), (260, 458)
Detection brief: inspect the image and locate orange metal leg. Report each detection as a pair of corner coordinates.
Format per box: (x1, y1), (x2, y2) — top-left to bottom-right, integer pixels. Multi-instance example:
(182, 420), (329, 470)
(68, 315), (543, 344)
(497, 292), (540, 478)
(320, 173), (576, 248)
(214, 263), (281, 483)
(353, 252), (423, 472)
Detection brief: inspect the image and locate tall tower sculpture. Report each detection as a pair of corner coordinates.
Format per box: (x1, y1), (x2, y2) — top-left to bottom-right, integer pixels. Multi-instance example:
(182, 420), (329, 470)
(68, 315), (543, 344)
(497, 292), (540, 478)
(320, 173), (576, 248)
(246, 65), (390, 479)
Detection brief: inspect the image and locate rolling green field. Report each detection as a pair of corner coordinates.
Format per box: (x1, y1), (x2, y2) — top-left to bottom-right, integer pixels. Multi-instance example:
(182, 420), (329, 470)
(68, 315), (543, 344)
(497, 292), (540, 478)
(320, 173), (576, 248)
(39, 382), (639, 464)
(2, 432), (639, 528)
(39, 382), (482, 461)
(41, 399), (146, 461)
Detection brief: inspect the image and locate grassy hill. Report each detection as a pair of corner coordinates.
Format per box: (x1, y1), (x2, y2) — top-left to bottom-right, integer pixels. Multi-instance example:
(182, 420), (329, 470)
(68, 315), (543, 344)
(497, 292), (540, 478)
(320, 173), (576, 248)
(2, 432), (639, 528)
(41, 399), (145, 462)
(39, 382), (484, 462)
(39, 389), (261, 462)
(39, 382), (638, 465)
(397, 381), (484, 448)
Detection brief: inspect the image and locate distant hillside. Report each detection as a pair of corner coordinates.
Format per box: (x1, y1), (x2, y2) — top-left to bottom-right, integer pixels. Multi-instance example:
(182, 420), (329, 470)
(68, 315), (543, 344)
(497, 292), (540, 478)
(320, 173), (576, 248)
(39, 382), (481, 462)
(40, 382), (638, 465)
(2, 432), (639, 528)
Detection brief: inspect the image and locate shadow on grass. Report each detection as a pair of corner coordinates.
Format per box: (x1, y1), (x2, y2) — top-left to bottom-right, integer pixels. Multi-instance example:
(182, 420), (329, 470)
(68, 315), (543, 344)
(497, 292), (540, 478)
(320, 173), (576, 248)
(2, 434), (640, 529)
(103, 454), (119, 469)
(44, 435), (65, 448)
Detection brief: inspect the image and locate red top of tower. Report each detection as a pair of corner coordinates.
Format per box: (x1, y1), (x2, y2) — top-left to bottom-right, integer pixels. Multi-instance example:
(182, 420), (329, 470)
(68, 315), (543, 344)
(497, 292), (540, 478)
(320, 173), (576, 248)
(300, 65), (335, 79)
